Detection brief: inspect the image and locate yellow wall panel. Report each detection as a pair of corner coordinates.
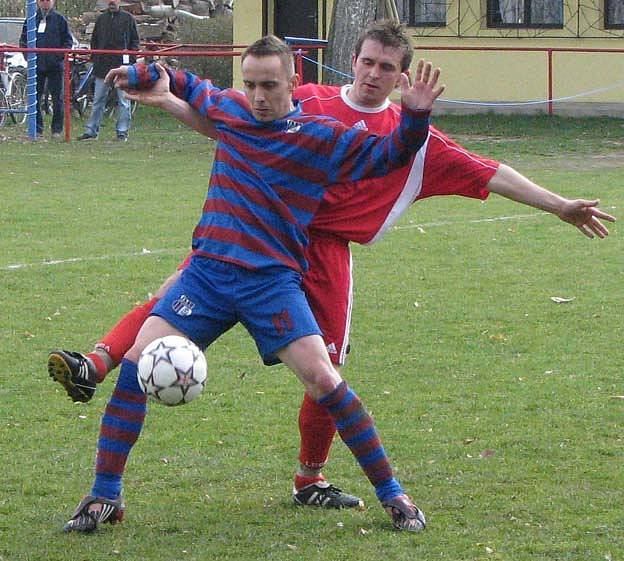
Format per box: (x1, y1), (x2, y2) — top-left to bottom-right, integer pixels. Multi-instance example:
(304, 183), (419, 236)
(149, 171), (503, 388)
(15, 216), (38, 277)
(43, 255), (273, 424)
(233, 0), (624, 113)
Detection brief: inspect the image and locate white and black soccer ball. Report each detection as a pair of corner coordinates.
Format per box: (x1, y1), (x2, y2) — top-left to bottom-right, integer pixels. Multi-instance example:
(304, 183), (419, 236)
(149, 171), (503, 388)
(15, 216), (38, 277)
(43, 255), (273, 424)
(137, 335), (207, 406)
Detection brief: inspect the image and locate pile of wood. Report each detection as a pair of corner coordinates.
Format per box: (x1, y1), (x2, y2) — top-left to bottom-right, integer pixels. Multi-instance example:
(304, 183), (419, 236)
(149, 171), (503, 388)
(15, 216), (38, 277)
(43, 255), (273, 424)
(71, 0), (233, 44)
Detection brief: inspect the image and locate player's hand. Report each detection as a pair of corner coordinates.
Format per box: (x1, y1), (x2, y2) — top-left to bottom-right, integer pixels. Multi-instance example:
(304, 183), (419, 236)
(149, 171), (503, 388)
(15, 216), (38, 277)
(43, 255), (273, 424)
(399, 59), (445, 112)
(123, 63), (173, 108)
(558, 199), (616, 238)
(105, 65), (130, 88)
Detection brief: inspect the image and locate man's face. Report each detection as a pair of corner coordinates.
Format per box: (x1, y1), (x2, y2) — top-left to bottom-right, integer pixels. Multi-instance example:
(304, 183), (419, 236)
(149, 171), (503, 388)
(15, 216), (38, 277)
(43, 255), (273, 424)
(241, 54), (298, 122)
(37, 0), (54, 11)
(108, 0), (120, 11)
(350, 38), (405, 108)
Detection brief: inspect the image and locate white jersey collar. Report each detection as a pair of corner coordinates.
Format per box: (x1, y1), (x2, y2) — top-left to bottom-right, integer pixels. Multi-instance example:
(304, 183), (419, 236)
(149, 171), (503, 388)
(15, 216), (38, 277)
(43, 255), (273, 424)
(340, 84), (392, 114)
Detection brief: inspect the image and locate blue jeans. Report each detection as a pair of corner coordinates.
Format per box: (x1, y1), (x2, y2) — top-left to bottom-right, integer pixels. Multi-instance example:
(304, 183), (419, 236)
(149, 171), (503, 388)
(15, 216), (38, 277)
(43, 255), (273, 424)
(84, 76), (131, 137)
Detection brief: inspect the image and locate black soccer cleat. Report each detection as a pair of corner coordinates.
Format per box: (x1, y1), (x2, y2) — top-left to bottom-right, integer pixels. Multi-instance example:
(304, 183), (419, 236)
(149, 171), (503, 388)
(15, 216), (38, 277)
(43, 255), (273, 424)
(63, 495), (125, 533)
(48, 350), (97, 403)
(293, 482), (364, 509)
(382, 494), (426, 532)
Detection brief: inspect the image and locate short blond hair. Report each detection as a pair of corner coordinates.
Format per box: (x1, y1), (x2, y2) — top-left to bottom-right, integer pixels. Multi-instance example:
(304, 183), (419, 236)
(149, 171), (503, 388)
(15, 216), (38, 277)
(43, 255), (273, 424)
(242, 35), (295, 78)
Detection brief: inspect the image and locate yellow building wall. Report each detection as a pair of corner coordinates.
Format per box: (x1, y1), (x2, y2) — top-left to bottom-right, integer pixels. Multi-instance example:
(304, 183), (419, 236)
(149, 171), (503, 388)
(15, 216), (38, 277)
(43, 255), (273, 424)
(232, 0), (264, 88)
(232, 0), (330, 89)
(233, 0), (624, 114)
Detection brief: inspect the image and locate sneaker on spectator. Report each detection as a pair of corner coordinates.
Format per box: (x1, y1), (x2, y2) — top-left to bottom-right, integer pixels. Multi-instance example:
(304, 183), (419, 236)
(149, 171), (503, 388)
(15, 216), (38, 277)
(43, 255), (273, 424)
(77, 133), (97, 141)
(116, 133), (128, 142)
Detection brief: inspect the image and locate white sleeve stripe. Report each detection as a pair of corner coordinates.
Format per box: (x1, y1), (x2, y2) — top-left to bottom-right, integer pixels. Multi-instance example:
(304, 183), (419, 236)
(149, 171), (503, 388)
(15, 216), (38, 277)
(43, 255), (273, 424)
(365, 133), (429, 245)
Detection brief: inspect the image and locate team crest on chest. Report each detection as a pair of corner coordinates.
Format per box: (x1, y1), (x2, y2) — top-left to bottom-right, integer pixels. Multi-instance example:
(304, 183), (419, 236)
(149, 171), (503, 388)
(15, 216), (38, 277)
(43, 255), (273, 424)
(285, 119), (302, 134)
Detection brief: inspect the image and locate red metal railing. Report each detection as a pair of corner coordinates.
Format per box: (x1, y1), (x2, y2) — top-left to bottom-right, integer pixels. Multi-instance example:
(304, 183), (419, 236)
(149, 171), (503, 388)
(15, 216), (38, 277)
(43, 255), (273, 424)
(0, 44), (313, 140)
(413, 44), (624, 115)
(2, 42), (623, 139)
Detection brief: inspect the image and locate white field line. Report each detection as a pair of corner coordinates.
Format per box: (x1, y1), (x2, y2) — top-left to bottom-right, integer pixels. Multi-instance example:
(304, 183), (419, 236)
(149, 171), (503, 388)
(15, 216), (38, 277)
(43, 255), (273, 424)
(1, 211), (554, 272)
(2, 248), (183, 272)
(393, 211), (548, 231)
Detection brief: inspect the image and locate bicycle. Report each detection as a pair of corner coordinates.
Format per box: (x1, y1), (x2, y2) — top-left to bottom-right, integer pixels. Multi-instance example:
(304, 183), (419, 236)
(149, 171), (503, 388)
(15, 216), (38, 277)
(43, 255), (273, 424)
(70, 55), (93, 118)
(57, 59), (137, 120)
(0, 56), (27, 126)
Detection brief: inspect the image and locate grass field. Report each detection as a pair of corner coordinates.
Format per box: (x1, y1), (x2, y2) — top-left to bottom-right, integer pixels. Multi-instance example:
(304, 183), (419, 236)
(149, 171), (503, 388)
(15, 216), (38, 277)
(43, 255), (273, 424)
(1, 110), (623, 561)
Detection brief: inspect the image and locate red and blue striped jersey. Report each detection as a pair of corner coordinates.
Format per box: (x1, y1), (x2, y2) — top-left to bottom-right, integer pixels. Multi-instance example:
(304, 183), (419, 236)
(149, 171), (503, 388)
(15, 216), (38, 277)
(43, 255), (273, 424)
(128, 64), (430, 272)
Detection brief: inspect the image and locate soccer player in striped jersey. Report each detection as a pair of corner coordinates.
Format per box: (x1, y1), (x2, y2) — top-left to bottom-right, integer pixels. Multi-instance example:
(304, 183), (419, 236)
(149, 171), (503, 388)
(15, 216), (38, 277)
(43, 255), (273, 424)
(52, 22), (614, 529)
(60, 34), (443, 534)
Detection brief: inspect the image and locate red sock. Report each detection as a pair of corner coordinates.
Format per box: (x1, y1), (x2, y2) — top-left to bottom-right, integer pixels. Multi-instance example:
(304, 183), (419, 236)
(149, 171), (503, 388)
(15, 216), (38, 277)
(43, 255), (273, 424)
(298, 392), (337, 471)
(95, 297), (159, 376)
(294, 473), (326, 491)
(86, 352), (109, 383)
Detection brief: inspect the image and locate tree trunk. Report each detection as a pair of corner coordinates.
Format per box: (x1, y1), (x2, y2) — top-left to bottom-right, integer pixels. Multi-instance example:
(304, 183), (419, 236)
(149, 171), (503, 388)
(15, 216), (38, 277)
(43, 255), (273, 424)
(323, 0), (378, 85)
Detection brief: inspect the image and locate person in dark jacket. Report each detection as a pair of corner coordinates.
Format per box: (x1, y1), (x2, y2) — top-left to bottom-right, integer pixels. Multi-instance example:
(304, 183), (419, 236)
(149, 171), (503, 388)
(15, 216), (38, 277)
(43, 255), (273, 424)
(20, 0), (73, 137)
(78, 0), (139, 141)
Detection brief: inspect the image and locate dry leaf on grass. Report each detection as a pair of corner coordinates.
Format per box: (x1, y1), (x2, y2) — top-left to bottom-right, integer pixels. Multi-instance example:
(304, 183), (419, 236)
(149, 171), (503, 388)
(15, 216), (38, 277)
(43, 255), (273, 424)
(550, 296), (575, 303)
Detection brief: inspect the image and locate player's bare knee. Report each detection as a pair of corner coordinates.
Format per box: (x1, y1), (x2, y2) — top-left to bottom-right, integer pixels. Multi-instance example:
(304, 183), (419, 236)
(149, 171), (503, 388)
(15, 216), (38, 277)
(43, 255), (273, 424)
(300, 362), (342, 400)
(124, 344), (142, 363)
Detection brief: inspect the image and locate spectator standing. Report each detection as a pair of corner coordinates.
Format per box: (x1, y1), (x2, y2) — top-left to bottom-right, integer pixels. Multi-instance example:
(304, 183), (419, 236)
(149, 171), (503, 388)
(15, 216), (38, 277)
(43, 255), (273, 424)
(20, 0), (73, 138)
(78, 0), (139, 141)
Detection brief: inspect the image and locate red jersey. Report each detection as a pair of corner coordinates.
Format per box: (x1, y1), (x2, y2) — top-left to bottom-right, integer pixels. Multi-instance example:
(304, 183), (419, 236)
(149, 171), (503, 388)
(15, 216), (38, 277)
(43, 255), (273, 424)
(296, 83), (499, 244)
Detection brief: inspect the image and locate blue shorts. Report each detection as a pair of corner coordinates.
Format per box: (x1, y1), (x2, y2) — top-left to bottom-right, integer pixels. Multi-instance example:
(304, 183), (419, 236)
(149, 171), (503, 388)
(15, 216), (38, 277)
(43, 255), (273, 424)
(152, 256), (322, 365)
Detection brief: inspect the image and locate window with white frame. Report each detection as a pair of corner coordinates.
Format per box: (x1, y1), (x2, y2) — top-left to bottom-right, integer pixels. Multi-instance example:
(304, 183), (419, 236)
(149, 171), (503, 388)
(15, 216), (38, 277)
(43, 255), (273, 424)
(399, 0), (447, 26)
(487, 0), (564, 28)
(605, 0), (624, 28)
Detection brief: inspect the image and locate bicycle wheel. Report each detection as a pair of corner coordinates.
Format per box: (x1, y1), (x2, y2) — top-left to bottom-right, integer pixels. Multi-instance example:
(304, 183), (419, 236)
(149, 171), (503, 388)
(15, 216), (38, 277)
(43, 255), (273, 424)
(106, 93), (138, 119)
(73, 94), (89, 118)
(7, 71), (27, 125)
(0, 88), (8, 127)
(71, 63), (92, 118)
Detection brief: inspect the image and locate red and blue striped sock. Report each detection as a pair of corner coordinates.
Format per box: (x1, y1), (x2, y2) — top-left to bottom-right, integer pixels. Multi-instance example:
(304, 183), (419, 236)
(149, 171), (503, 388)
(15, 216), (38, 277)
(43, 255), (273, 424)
(91, 359), (146, 500)
(319, 381), (403, 502)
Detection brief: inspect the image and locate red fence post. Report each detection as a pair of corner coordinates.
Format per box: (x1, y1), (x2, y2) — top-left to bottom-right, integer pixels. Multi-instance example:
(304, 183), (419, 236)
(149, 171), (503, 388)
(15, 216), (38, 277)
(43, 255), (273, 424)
(295, 49), (304, 83)
(547, 50), (553, 116)
(64, 52), (71, 141)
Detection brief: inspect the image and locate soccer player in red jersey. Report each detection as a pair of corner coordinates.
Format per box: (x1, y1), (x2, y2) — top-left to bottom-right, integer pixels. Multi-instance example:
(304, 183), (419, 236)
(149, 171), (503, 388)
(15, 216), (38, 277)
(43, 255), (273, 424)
(51, 23), (614, 527)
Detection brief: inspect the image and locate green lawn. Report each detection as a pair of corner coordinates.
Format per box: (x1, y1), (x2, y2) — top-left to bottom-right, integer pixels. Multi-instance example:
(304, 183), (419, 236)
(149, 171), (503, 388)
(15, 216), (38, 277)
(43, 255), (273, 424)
(0, 110), (622, 561)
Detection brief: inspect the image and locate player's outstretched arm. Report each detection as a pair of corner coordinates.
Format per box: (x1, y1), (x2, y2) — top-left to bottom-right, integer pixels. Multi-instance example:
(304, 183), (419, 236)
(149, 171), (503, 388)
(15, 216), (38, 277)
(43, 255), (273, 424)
(108, 64), (217, 139)
(487, 164), (616, 238)
(399, 59), (445, 112)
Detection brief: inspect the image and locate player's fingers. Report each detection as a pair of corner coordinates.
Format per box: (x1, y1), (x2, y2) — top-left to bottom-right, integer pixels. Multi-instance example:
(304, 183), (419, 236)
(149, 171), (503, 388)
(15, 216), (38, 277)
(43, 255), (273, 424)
(414, 59), (424, 83)
(428, 67), (440, 87)
(421, 61), (432, 84)
(399, 72), (410, 94)
(590, 218), (609, 238)
(124, 89), (140, 101)
(577, 224), (594, 239)
(591, 208), (616, 222)
(104, 68), (117, 85)
(432, 84), (445, 99)
(576, 198), (599, 206)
